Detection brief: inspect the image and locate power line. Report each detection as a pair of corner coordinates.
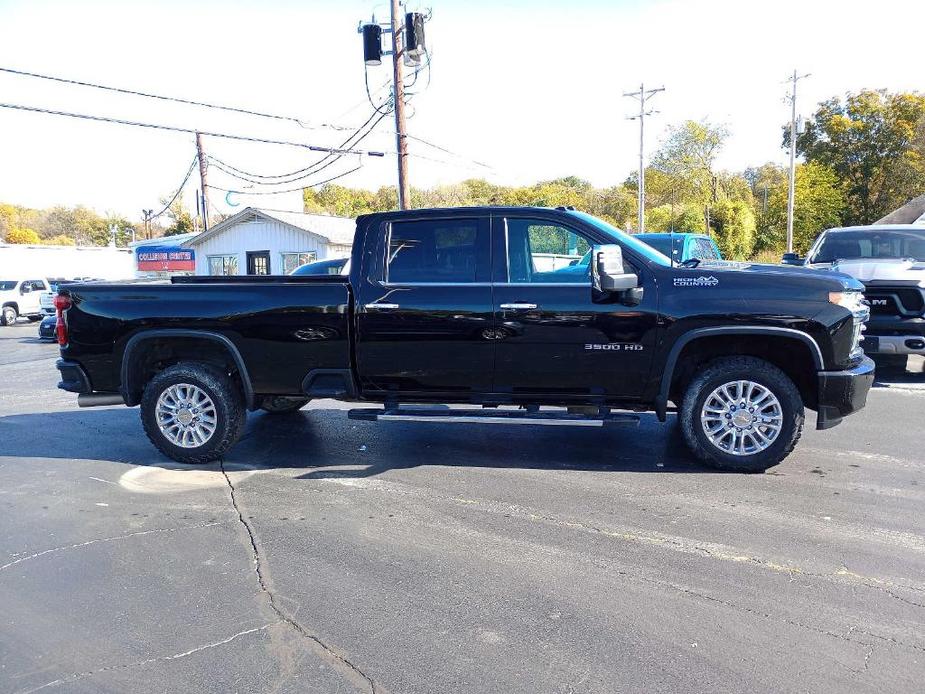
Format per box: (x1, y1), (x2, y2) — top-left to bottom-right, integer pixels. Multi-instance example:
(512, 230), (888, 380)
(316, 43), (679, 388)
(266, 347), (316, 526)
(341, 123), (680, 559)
(149, 155), (200, 220)
(0, 65), (355, 132)
(365, 64), (395, 116)
(2, 64), (494, 173)
(207, 107), (391, 183)
(0, 101), (387, 156)
(208, 109), (392, 187)
(404, 133), (493, 170)
(210, 164), (364, 196)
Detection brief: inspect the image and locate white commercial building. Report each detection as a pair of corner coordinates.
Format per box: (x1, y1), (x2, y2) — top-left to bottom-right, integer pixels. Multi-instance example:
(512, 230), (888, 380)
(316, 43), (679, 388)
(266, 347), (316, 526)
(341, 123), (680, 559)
(183, 207), (355, 276)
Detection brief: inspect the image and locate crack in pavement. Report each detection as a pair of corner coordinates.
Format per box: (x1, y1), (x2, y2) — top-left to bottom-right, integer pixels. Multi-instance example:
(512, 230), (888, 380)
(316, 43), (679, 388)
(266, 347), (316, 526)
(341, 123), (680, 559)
(219, 461), (381, 694)
(0, 522), (225, 572)
(661, 582), (895, 677)
(17, 623), (276, 693)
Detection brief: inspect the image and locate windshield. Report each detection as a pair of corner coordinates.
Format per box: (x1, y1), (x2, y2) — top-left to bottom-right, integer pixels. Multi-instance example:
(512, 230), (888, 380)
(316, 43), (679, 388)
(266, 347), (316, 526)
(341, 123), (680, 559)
(567, 211), (672, 267)
(0, 281), (17, 291)
(635, 234), (678, 258)
(809, 229), (925, 263)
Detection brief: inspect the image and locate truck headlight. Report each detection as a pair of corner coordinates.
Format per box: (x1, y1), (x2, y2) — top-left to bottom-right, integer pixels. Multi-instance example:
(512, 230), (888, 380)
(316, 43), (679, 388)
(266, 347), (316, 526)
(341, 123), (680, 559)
(829, 291), (867, 314)
(829, 291), (869, 358)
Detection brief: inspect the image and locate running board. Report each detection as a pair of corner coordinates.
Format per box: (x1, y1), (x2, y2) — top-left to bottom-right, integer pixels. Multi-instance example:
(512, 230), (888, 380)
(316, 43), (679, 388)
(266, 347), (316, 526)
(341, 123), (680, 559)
(347, 407), (640, 427)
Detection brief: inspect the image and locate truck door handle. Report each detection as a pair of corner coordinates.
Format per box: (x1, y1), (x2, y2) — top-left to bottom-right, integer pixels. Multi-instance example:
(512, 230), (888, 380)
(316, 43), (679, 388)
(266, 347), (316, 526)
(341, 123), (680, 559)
(499, 303), (538, 310)
(364, 302), (400, 311)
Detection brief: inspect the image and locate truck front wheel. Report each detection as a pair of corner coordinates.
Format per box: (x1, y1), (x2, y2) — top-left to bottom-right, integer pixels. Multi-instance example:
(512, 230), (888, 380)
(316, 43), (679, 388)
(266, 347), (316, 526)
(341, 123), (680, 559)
(679, 356), (804, 473)
(140, 362), (246, 464)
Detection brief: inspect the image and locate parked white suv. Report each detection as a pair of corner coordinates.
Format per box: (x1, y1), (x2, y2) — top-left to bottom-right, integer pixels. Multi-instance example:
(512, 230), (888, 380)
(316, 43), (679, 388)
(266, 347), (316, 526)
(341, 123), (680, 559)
(38, 278), (83, 316)
(0, 278), (51, 326)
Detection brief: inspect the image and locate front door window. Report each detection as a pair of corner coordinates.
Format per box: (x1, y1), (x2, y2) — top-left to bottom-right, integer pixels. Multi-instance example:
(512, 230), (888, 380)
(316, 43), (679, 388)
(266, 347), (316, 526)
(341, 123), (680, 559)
(505, 219), (591, 284)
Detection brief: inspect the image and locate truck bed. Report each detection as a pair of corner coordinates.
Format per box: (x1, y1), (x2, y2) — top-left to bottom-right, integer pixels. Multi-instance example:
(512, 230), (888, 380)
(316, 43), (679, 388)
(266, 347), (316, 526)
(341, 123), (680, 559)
(59, 277), (352, 397)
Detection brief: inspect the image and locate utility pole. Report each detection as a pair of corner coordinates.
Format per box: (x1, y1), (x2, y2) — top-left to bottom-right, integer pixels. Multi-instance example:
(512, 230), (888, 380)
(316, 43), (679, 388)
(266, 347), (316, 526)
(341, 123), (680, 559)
(786, 70), (810, 253)
(389, 0), (410, 209)
(141, 210), (151, 240)
(623, 83), (664, 233)
(195, 132), (210, 230)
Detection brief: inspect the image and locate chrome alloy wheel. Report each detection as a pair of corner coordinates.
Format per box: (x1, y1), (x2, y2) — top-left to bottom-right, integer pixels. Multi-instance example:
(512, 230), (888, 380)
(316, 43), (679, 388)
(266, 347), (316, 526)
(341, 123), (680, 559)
(155, 383), (218, 448)
(700, 380), (783, 456)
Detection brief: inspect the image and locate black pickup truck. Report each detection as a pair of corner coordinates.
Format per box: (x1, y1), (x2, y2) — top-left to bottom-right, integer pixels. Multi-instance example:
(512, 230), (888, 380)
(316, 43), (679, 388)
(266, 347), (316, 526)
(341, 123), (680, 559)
(54, 207), (874, 472)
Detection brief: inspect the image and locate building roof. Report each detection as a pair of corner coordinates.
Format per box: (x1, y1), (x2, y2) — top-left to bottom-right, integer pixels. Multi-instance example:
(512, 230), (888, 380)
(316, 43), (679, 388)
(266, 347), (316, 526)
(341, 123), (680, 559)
(185, 207), (355, 247)
(875, 194), (925, 225)
(129, 232), (200, 249)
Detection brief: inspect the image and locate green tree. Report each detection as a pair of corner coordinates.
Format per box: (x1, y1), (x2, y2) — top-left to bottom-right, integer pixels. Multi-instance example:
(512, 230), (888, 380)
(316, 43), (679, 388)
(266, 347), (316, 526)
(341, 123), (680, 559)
(305, 184), (377, 217)
(646, 203), (708, 233)
(762, 162), (846, 254)
(163, 200), (194, 236)
(650, 120), (729, 226)
(6, 227), (41, 244)
(793, 89), (925, 224)
(711, 199), (756, 259)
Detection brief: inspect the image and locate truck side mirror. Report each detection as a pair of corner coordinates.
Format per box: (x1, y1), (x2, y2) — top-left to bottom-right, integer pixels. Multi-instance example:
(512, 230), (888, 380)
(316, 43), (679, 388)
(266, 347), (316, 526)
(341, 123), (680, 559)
(591, 244), (638, 292)
(781, 252), (804, 266)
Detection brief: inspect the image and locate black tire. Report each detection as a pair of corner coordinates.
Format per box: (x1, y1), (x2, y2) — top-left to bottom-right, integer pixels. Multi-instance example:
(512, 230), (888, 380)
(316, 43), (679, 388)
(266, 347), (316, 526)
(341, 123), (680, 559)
(259, 396), (310, 414)
(679, 356), (804, 473)
(1, 306), (17, 326)
(140, 362), (247, 464)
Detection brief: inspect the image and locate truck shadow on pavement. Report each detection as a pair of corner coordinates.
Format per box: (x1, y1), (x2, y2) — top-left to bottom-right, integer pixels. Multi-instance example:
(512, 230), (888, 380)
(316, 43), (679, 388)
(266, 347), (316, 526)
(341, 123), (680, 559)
(242, 408), (714, 478)
(0, 407), (715, 476)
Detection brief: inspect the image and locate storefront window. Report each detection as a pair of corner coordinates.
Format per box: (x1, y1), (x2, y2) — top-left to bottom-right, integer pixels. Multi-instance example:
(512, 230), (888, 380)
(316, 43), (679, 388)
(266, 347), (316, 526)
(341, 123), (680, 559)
(281, 252), (316, 274)
(208, 255), (238, 275)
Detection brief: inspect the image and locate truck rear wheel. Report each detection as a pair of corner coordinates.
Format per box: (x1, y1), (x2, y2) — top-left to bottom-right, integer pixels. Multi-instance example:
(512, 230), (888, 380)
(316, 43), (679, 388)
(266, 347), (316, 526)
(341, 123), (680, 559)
(1, 306), (17, 326)
(140, 362), (246, 464)
(679, 356), (804, 473)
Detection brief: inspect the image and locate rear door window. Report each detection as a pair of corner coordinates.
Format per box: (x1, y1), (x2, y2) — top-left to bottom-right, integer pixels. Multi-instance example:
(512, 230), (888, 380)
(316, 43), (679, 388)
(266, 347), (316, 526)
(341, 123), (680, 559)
(387, 219), (489, 283)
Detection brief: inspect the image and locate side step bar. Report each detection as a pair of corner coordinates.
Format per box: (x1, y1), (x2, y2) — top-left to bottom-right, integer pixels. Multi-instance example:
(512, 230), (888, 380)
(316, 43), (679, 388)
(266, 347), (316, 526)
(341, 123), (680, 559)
(347, 407), (640, 428)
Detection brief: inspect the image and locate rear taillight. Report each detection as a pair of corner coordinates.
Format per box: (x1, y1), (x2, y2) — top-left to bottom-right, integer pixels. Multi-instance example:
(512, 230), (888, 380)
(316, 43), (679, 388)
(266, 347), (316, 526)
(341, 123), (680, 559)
(54, 294), (71, 346)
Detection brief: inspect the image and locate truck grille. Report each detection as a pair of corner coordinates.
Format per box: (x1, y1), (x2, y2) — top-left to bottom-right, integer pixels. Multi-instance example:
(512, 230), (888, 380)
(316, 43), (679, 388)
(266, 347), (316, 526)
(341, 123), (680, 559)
(863, 286), (925, 316)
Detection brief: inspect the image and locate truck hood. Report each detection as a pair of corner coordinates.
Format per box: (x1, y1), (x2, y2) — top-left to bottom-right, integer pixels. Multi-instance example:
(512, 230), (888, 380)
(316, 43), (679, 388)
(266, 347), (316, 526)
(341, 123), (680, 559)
(696, 261), (863, 291)
(806, 258), (925, 284)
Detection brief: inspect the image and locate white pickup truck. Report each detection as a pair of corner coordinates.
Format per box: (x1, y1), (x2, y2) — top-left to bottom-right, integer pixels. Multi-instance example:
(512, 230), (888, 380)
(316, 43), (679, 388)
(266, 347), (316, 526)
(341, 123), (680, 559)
(0, 278), (52, 326)
(793, 224), (925, 369)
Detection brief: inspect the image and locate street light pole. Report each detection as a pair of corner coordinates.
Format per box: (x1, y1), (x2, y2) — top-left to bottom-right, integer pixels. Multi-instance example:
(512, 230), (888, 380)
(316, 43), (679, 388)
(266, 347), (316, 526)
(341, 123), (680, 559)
(624, 83), (665, 233)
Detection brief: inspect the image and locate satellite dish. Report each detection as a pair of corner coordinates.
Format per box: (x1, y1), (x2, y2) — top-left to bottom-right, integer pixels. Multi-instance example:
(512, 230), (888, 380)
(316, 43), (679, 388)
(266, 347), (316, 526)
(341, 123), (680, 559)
(225, 190), (240, 207)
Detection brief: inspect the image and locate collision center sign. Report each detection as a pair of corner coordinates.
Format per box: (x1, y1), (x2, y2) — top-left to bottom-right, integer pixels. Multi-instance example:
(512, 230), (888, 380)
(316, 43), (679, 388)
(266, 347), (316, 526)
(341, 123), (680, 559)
(136, 246), (195, 272)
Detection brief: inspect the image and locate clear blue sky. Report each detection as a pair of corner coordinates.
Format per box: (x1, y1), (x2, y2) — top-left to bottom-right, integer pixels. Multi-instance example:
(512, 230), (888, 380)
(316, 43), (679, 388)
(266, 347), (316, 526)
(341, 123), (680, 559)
(1, 0), (922, 219)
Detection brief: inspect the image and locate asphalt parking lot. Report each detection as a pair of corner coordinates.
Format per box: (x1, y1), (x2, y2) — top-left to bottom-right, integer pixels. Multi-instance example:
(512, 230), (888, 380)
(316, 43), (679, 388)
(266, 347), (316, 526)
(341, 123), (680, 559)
(1, 321), (923, 693)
